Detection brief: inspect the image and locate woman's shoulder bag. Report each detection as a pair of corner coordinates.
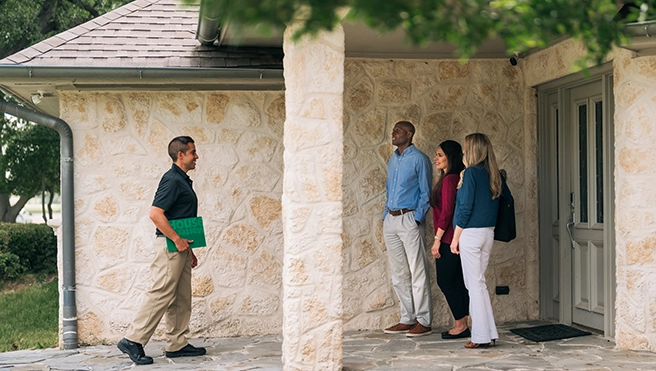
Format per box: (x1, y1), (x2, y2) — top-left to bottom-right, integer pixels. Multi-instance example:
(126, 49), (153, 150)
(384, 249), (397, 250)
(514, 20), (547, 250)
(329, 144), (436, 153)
(494, 169), (516, 242)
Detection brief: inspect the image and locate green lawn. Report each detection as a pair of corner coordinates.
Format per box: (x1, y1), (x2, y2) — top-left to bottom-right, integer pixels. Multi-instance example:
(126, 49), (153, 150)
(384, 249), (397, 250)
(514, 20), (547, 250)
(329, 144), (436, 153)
(0, 279), (59, 352)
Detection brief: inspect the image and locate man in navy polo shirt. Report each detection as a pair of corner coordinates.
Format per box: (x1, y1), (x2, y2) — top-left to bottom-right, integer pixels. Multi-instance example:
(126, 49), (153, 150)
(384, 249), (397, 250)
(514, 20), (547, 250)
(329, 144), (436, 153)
(118, 136), (206, 365)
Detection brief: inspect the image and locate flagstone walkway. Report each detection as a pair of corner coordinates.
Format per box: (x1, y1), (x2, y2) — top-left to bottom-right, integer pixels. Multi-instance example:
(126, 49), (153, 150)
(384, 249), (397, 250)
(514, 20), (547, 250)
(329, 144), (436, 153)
(2, 320), (656, 370)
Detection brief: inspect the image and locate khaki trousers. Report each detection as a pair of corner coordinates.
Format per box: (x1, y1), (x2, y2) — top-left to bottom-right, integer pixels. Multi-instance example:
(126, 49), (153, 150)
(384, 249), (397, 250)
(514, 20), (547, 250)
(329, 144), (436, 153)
(383, 211), (433, 327)
(126, 237), (192, 352)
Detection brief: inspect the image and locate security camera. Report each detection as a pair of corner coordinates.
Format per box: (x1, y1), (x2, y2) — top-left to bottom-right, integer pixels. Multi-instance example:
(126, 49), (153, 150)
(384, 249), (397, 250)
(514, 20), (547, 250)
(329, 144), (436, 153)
(509, 57), (518, 66)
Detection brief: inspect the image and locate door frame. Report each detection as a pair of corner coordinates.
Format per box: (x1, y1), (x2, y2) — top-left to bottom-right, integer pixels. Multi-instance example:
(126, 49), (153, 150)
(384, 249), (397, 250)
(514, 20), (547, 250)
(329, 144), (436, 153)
(537, 63), (616, 338)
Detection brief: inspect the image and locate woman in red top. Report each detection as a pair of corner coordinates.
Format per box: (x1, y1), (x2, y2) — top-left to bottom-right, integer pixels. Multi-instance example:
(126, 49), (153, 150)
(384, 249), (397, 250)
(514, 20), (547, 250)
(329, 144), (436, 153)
(430, 140), (470, 339)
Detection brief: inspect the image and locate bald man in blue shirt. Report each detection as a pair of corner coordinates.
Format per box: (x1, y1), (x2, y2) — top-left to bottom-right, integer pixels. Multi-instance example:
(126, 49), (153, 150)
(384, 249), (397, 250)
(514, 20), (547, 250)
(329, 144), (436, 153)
(382, 121), (434, 337)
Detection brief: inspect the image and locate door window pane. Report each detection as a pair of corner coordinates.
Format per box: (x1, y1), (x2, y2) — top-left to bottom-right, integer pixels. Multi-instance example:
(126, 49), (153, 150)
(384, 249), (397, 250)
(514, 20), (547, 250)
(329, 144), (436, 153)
(595, 101), (603, 224)
(578, 104), (588, 223)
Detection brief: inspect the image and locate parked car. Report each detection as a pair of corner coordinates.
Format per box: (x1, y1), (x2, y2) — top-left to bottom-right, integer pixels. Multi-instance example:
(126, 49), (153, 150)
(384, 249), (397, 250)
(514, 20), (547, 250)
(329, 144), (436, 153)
(16, 209), (33, 223)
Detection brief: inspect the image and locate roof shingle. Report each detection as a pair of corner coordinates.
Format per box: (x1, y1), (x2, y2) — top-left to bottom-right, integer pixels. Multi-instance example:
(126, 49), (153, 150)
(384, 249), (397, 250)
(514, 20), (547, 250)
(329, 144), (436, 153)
(0, 0), (282, 69)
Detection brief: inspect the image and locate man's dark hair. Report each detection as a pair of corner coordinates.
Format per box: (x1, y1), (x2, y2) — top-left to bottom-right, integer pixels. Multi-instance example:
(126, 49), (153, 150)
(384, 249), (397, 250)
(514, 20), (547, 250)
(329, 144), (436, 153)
(168, 136), (195, 162)
(395, 121), (416, 135)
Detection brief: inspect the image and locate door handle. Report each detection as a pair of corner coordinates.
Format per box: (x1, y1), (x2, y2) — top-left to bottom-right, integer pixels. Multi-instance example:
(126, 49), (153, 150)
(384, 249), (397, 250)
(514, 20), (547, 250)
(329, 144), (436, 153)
(567, 192), (575, 249)
(566, 221), (575, 249)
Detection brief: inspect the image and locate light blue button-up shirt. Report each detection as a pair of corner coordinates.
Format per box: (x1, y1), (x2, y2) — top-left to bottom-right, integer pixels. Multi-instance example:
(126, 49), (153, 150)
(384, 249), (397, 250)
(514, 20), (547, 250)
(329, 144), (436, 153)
(384, 144), (433, 224)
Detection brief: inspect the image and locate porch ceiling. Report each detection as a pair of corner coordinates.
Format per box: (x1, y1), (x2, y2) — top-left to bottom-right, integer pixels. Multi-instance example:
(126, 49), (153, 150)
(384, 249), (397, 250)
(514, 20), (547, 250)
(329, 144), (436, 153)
(220, 21), (510, 59)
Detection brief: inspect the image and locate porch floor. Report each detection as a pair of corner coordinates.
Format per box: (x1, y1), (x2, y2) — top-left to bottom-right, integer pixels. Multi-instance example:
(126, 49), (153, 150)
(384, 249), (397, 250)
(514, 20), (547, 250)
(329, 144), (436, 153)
(2, 320), (655, 370)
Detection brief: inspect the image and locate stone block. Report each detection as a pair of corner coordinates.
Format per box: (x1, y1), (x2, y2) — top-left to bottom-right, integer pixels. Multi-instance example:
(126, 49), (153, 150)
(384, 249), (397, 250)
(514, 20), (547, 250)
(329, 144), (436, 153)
(192, 273), (214, 297)
(92, 226), (129, 270)
(413, 74), (440, 98)
(450, 108), (482, 137)
(209, 292), (237, 321)
(250, 195), (282, 230)
(427, 85), (467, 111)
(154, 93), (202, 125)
(78, 312), (104, 345)
(624, 105), (655, 143)
(240, 290), (279, 316)
(351, 107), (386, 147)
(345, 60), (363, 80)
(364, 287), (395, 312)
(98, 94), (127, 133)
(241, 132), (279, 162)
(206, 93), (231, 124)
(222, 223), (263, 253)
(362, 60), (394, 79)
(266, 95), (285, 136)
(96, 267), (135, 294)
(234, 163), (280, 192)
(397, 60), (435, 76)
(209, 248), (247, 288)
(471, 83), (500, 109)
(378, 80), (411, 105)
(93, 195), (118, 222)
(249, 250), (282, 289)
(227, 100), (261, 127)
(438, 61), (470, 80)
(388, 104), (421, 127)
(358, 166), (387, 203)
(626, 234), (656, 264)
(346, 76), (374, 112)
(619, 147), (656, 174)
(76, 133), (103, 166)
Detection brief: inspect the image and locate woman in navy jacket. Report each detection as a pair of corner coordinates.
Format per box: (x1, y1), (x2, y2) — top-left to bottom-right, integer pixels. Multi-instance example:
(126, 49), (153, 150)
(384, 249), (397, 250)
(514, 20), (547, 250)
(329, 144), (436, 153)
(450, 133), (502, 348)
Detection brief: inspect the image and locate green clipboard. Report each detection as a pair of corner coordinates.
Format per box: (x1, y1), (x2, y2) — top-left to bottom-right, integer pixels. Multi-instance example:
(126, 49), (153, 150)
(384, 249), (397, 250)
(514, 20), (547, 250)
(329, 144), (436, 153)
(166, 216), (207, 252)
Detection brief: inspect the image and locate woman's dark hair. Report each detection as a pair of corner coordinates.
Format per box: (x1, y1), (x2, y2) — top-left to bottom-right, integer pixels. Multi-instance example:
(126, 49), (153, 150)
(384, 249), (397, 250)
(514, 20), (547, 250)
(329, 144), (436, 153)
(430, 140), (465, 207)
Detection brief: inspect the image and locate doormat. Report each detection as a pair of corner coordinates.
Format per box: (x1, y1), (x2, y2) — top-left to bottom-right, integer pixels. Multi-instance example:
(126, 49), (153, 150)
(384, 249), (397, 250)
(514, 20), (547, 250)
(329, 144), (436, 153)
(510, 324), (591, 342)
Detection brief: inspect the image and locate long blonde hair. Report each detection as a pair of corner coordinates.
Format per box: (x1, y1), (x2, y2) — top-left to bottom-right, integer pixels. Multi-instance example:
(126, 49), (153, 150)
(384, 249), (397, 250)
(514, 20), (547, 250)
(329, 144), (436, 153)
(459, 133), (502, 199)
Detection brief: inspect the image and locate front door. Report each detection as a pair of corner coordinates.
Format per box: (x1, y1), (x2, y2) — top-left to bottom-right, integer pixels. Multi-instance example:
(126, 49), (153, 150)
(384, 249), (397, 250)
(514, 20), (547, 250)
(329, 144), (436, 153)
(567, 80), (605, 330)
(538, 68), (615, 336)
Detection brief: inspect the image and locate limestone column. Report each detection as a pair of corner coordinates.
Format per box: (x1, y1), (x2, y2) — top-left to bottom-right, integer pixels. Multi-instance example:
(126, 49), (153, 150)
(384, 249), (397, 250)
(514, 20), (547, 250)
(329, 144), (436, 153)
(281, 23), (345, 370)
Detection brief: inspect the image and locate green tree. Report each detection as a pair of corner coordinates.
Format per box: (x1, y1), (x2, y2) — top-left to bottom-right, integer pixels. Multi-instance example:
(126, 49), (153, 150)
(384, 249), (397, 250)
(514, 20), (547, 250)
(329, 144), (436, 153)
(0, 98), (61, 223)
(0, 0), (133, 59)
(1, 1), (132, 221)
(189, 0), (655, 67)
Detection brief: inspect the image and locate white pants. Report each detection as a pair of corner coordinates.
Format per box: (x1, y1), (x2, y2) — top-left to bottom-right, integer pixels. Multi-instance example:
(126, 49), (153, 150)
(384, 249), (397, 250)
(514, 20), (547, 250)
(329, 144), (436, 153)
(383, 212), (433, 327)
(459, 227), (498, 344)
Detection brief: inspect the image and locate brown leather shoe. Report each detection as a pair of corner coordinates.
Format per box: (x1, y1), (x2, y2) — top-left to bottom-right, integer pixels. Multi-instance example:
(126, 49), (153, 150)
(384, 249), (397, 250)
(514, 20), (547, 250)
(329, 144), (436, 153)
(383, 323), (415, 334)
(406, 323), (432, 337)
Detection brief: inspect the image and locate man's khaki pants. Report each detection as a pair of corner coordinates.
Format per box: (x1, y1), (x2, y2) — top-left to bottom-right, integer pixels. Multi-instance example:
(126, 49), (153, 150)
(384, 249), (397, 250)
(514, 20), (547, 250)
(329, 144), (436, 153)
(383, 211), (433, 327)
(126, 237), (192, 352)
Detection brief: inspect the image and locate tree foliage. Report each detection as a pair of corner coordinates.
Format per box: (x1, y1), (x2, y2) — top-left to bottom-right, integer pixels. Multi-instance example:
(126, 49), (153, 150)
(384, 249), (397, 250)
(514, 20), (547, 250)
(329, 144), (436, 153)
(0, 0), (133, 59)
(189, 0), (656, 67)
(0, 96), (60, 223)
(1, 1), (130, 222)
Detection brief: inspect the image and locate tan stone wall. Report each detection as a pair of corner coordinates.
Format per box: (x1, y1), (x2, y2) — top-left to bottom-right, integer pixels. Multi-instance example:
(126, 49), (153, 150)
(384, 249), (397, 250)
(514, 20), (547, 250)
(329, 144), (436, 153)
(341, 58), (535, 330)
(58, 57), (536, 345)
(59, 90), (286, 343)
(612, 52), (656, 352)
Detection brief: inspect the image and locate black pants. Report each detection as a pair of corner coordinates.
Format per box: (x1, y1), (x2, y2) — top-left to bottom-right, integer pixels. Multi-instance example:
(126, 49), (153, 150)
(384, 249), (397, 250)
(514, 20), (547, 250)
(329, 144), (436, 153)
(435, 241), (469, 320)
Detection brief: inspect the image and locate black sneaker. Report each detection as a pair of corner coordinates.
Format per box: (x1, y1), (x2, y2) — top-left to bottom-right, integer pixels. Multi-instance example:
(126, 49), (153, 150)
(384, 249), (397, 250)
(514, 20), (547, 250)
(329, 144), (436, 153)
(117, 338), (153, 365)
(165, 343), (207, 358)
